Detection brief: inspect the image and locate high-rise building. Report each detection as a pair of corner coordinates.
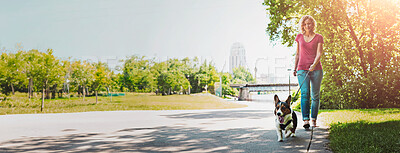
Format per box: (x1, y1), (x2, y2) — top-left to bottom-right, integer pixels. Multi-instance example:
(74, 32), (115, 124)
(229, 42), (247, 74)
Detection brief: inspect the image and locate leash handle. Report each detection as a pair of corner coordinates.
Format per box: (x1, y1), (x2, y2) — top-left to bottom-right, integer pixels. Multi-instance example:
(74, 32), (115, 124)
(291, 70), (310, 105)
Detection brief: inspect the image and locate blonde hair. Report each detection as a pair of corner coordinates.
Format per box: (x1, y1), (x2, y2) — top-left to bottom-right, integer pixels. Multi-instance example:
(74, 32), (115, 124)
(299, 15), (317, 34)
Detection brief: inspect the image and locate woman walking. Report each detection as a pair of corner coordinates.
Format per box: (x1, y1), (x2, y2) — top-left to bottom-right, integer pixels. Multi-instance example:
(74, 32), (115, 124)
(293, 15), (324, 128)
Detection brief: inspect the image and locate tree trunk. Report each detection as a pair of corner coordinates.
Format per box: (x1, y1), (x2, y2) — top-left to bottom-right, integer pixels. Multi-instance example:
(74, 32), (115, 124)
(58, 90), (61, 98)
(67, 84), (70, 99)
(41, 88), (45, 112)
(110, 87), (112, 102)
(28, 78), (32, 99)
(52, 84), (57, 99)
(78, 85), (81, 98)
(30, 79), (34, 98)
(345, 13), (368, 77)
(28, 83), (31, 99)
(95, 90), (98, 104)
(45, 85), (50, 99)
(83, 85), (85, 101)
(11, 83), (15, 95)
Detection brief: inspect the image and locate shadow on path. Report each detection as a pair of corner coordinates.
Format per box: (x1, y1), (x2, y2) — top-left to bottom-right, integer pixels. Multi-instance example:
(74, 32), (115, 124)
(162, 110), (273, 120)
(0, 125), (330, 153)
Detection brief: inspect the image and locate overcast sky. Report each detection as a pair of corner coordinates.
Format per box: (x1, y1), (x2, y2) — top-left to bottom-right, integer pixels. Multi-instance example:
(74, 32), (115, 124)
(0, 0), (294, 74)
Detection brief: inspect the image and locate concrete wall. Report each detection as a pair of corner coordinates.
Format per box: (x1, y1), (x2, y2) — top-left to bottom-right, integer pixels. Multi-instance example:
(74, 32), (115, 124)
(238, 88), (249, 101)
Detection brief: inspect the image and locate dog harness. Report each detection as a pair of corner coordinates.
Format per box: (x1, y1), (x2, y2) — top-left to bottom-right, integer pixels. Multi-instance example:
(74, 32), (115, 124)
(280, 119), (292, 129)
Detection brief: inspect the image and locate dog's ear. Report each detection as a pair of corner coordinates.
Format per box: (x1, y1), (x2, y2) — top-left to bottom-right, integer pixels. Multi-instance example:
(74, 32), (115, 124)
(285, 95), (292, 106)
(274, 95), (280, 105)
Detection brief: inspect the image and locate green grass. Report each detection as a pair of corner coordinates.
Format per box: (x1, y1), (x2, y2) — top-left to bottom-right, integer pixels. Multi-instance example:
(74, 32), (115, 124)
(0, 92), (246, 115)
(319, 109), (400, 153)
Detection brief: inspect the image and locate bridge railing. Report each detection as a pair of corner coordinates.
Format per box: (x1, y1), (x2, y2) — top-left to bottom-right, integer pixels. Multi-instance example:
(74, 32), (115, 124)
(230, 83), (299, 92)
(230, 83), (300, 100)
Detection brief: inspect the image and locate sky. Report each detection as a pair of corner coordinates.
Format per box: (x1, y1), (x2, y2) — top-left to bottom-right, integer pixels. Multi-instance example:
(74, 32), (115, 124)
(0, 0), (294, 74)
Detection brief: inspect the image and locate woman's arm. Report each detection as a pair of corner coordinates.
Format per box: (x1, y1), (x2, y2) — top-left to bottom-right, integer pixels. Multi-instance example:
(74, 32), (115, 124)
(309, 43), (323, 71)
(294, 43), (300, 76)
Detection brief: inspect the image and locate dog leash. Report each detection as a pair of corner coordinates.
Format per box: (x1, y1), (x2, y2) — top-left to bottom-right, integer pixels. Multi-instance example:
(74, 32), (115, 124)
(306, 126), (314, 153)
(291, 70), (310, 105)
(291, 70), (313, 153)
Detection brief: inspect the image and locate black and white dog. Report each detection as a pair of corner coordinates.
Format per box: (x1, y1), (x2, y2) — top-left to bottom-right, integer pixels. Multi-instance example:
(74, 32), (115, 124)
(274, 95), (297, 142)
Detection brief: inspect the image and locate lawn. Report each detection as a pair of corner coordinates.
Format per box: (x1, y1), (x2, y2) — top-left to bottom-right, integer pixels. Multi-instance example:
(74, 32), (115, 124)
(0, 92), (246, 115)
(319, 109), (400, 153)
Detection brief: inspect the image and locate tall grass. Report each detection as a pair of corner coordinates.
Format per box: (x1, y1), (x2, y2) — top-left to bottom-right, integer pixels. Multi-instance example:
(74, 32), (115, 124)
(0, 92), (246, 115)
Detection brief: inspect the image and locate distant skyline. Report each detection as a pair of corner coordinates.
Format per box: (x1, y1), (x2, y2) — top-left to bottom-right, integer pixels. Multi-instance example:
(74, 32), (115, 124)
(0, 0), (295, 74)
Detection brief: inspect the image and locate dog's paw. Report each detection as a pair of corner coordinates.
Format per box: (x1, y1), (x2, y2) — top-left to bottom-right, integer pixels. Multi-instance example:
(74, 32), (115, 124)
(285, 132), (294, 138)
(291, 133), (296, 137)
(277, 136), (283, 142)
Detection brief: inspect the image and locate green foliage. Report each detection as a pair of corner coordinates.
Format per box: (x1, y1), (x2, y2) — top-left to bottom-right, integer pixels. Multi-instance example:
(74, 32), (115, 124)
(291, 91), (301, 111)
(263, 0), (304, 47)
(92, 61), (112, 92)
(291, 90), (300, 103)
(0, 49), (65, 99)
(0, 53), (11, 95)
(192, 60), (219, 94)
(120, 56), (220, 95)
(232, 66), (255, 84)
(263, 0), (400, 109)
(70, 60), (94, 96)
(220, 72), (237, 96)
(0, 50), (234, 98)
(222, 84), (237, 96)
(122, 55), (155, 92)
(152, 58), (188, 94)
(0, 51), (27, 95)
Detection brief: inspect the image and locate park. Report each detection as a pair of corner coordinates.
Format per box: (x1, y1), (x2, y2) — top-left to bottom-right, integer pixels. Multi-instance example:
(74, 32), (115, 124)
(1, 0), (400, 152)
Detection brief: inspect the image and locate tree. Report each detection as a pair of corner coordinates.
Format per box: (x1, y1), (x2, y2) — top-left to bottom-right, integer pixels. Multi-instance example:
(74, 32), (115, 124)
(92, 62), (110, 103)
(153, 58), (190, 95)
(263, 0), (400, 108)
(190, 60), (219, 93)
(221, 72), (237, 96)
(0, 51), (27, 95)
(122, 55), (155, 92)
(70, 60), (93, 100)
(61, 58), (72, 98)
(232, 66), (255, 84)
(24, 50), (40, 99)
(0, 53), (9, 95)
(32, 49), (65, 111)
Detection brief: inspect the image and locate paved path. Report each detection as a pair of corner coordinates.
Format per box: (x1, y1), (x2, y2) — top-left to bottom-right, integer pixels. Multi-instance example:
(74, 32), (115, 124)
(0, 93), (331, 152)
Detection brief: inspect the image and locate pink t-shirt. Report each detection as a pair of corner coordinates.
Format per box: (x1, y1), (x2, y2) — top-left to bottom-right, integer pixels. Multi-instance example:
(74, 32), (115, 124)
(295, 33), (324, 71)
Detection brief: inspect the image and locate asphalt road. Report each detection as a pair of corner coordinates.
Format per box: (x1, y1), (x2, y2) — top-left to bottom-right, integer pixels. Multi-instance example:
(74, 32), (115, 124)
(0, 93), (331, 153)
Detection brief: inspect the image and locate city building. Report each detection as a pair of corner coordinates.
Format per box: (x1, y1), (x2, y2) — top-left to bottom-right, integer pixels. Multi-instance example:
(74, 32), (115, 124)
(229, 42), (247, 74)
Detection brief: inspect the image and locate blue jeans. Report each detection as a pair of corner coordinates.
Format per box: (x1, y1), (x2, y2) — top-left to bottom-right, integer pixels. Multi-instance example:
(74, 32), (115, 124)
(297, 70), (323, 121)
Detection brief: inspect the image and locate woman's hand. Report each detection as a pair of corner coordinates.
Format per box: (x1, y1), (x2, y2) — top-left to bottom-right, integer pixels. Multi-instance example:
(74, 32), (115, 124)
(293, 70), (297, 76)
(309, 64), (316, 71)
